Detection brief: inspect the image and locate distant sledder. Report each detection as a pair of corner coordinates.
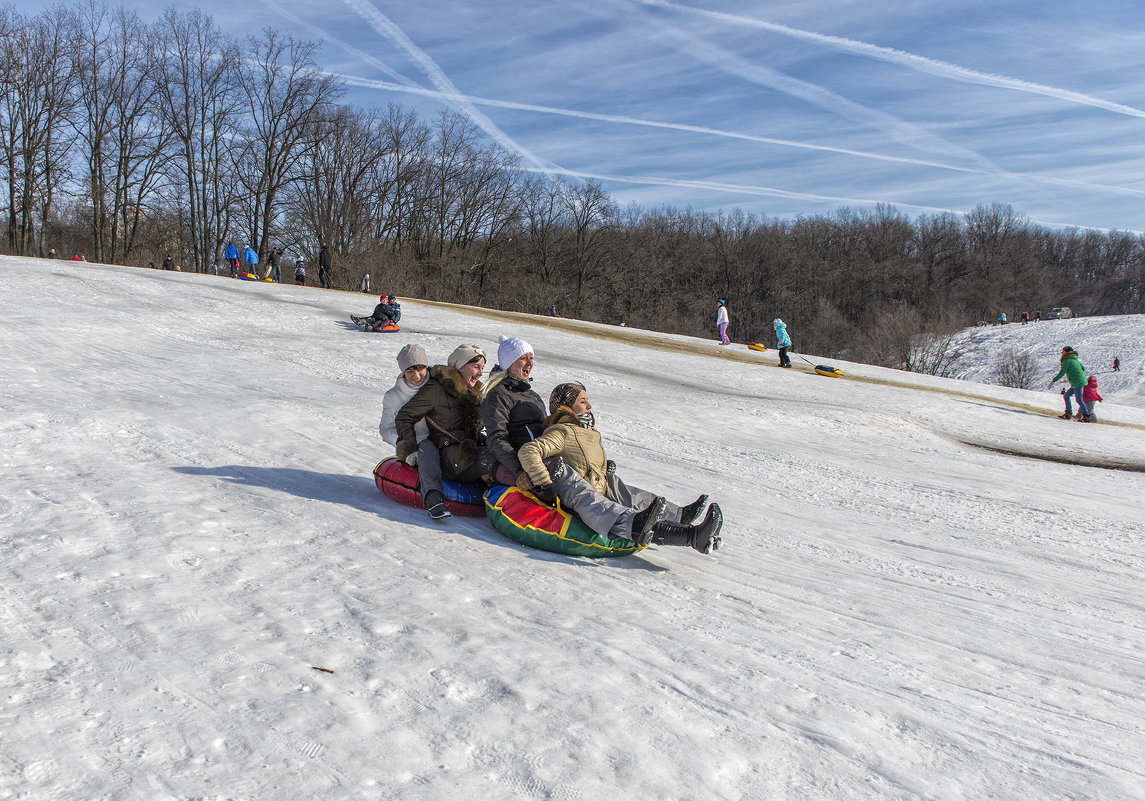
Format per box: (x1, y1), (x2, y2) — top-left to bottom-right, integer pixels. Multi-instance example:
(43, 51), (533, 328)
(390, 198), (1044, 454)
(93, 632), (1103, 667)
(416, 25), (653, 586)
(351, 295), (402, 332)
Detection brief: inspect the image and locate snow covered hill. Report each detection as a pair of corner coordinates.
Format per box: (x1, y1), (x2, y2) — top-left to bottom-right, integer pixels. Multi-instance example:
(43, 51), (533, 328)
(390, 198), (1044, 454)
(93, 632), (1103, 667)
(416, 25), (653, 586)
(944, 314), (1145, 409)
(3, 255), (1145, 801)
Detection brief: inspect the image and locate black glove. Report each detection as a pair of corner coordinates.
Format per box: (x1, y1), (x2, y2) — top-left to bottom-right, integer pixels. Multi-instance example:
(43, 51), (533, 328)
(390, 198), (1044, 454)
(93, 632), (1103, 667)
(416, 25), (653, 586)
(533, 483), (557, 506)
(605, 460), (616, 477)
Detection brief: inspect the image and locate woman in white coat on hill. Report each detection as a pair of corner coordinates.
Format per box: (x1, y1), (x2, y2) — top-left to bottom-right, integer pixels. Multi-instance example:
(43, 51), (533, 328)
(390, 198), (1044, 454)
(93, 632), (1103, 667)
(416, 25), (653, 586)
(716, 299), (730, 345)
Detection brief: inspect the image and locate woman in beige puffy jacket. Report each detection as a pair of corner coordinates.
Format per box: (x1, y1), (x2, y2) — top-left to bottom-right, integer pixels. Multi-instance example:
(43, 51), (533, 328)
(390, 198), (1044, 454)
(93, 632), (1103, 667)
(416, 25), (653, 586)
(518, 383), (723, 554)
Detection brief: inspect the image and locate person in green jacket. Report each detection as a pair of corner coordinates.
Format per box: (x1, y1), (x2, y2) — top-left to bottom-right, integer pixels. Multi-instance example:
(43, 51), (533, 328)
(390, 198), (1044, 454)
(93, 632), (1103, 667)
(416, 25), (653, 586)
(1049, 346), (1091, 421)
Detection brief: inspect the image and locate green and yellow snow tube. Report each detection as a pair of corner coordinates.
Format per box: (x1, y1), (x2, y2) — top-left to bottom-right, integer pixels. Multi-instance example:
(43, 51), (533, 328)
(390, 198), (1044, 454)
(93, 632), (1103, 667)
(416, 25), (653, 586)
(483, 484), (644, 558)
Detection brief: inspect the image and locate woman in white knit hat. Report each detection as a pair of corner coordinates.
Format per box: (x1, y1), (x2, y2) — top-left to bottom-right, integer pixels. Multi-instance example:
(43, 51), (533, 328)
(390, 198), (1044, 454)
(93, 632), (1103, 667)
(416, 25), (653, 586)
(395, 344), (487, 521)
(482, 335), (547, 486)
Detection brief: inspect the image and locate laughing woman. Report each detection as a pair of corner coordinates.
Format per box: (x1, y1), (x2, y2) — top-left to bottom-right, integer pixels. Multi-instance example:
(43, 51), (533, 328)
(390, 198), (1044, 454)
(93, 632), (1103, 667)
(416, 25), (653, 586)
(395, 344), (487, 521)
(482, 335), (547, 487)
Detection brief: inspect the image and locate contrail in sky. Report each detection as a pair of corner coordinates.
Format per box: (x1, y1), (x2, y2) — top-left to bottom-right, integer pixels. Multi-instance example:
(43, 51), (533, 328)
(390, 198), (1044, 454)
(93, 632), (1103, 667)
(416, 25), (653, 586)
(518, 165), (961, 215)
(334, 73), (982, 173)
(633, 0), (1145, 119)
(642, 16), (1002, 173)
(340, 0), (563, 176)
(519, 166), (1140, 233)
(262, 0), (421, 88)
(336, 72), (1145, 199)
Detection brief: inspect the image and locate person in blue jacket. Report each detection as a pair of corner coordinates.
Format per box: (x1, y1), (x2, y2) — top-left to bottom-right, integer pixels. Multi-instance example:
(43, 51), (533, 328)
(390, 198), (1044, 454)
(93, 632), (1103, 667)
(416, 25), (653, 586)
(224, 242), (239, 277)
(242, 245), (258, 275)
(774, 318), (792, 367)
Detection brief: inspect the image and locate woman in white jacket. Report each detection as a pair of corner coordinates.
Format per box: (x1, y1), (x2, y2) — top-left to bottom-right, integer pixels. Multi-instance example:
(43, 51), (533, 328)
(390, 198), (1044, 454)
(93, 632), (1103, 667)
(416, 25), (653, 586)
(716, 299), (730, 344)
(379, 344), (431, 452)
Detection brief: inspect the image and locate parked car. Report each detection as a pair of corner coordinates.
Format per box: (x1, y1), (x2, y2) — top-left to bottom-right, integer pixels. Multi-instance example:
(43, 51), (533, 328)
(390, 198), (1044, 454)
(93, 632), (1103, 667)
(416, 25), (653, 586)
(1046, 307), (1073, 319)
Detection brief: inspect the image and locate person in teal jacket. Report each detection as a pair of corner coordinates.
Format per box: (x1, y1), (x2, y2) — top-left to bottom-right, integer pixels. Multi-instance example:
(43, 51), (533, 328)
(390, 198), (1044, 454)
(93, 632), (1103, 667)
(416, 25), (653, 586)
(773, 318), (792, 367)
(1049, 346), (1090, 420)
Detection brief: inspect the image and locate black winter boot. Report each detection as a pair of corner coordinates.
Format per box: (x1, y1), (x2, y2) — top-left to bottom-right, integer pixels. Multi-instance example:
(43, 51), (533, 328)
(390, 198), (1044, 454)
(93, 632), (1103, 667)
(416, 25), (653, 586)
(423, 490), (452, 521)
(651, 519), (694, 548)
(693, 503), (723, 553)
(652, 503), (723, 554)
(630, 496), (667, 547)
(679, 494), (709, 525)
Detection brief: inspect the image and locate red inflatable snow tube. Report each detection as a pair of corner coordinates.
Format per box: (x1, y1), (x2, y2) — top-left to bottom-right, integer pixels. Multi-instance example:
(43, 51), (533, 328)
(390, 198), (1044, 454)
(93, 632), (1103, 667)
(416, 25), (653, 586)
(373, 457), (484, 517)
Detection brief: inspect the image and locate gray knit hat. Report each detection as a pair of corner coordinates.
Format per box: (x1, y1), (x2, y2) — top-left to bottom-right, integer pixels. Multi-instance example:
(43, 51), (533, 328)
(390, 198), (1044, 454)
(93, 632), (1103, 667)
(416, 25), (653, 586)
(396, 343), (428, 372)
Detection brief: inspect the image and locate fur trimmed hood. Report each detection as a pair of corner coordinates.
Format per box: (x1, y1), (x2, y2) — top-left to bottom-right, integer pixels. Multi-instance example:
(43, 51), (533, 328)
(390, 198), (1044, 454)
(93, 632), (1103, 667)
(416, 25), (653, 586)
(429, 364), (484, 404)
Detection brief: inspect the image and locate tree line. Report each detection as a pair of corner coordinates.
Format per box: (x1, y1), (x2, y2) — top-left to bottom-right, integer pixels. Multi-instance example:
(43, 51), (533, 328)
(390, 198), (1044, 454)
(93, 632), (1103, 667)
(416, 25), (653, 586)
(3, 2), (1142, 368)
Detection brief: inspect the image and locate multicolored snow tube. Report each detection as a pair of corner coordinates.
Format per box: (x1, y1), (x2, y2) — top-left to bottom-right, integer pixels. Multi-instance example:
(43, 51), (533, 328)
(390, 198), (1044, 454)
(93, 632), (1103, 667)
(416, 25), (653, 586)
(483, 484), (644, 558)
(373, 457), (484, 517)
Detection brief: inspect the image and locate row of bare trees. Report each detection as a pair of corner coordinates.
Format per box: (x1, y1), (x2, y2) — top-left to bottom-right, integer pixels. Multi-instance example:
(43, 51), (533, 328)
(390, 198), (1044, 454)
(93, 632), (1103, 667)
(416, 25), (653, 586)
(4, 3), (1143, 366)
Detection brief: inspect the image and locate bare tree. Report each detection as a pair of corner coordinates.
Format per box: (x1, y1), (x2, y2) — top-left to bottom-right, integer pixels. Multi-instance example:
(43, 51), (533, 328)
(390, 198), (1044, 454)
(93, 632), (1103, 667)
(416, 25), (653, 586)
(371, 103), (428, 254)
(71, 1), (169, 263)
(154, 8), (241, 272)
(0, 6), (76, 256)
(992, 347), (1039, 389)
(287, 105), (390, 262)
(561, 179), (616, 316)
(233, 28), (341, 259)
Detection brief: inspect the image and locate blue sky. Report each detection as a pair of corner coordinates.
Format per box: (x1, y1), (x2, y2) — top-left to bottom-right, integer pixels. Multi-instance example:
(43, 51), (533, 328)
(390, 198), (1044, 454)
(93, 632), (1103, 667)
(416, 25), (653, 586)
(41, 0), (1145, 230)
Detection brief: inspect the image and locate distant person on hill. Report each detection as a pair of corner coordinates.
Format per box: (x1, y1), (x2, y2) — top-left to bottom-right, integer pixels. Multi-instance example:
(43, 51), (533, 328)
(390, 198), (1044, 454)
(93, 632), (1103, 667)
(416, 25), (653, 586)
(351, 296), (396, 331)
(1113, 356), (1120, 372)
(264, 248), (281, 282)
(1049, 346), (1090, 421)
(774, 318), (792, 367)
(1083, 376), (1103, 422)
(999, 312), (1007, 325)
(379, 344), (431, 448)
(48, 248), (56, 258)
(294, 259), (306, 286)
(242, 245), (258, 276)
(162, 253), (174, 270)
(71, 253), (83, 261)
(224, 242), (240, 276)
(716, 299), (730, 345)
(361, 273), (370, 293)
(1035, 310), (1041, 322)
(318, 245), (332, 289)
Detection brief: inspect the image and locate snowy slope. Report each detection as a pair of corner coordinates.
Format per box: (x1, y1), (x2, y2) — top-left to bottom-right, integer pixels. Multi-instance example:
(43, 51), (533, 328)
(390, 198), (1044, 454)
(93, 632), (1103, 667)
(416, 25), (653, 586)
(2, 256), (1145, 801)
(944, 314), (1145, 409)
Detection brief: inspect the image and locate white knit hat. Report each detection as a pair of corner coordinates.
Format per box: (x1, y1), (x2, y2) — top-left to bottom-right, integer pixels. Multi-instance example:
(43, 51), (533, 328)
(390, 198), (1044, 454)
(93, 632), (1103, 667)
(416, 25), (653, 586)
(497, 335), (533, 369)
(396, 343), (428, 372)
(447, 343), (486, 371)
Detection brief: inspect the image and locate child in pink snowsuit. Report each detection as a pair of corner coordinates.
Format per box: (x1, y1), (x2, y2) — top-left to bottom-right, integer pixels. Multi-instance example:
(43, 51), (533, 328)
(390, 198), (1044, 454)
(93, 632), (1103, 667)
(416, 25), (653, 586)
(1082, 376), (1103, 421)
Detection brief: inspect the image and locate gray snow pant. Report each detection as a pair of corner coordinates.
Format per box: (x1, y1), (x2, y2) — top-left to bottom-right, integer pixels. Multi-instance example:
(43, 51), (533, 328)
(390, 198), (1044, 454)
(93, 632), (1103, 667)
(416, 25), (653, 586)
(551, 466), (637, 541)
(416, 439), (482, 500)
(606, 473), (682, 524)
